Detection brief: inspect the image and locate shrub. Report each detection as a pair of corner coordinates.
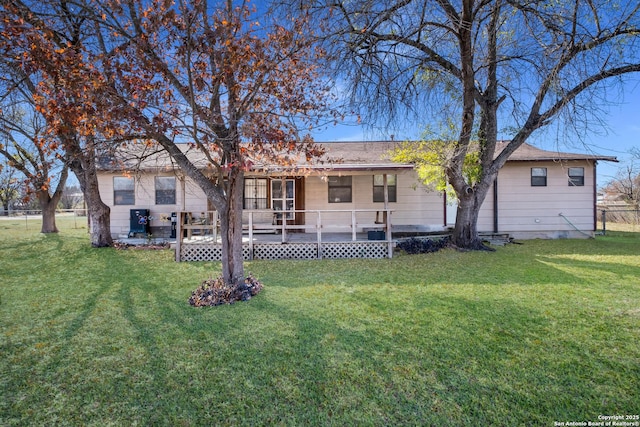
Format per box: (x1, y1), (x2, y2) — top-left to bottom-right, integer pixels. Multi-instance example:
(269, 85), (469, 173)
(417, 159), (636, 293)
(397, 236), (449, 254)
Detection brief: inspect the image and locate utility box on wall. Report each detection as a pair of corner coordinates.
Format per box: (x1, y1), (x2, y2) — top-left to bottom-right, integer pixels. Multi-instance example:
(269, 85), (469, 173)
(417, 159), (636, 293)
(129, 209), (150, 237)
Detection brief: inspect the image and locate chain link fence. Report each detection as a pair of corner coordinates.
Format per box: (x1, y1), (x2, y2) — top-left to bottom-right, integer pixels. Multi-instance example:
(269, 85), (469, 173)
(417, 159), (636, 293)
(0, 209), (88, 230)
(598, 207), (640, 234)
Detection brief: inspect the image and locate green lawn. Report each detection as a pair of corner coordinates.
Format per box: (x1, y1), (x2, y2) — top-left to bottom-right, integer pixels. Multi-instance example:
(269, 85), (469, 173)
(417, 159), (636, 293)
(1, 217), (639, 426)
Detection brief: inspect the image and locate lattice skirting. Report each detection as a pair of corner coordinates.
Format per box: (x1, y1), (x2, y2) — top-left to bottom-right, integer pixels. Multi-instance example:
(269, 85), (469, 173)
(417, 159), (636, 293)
(179, 242), (390, 261)
(180, 244), (250, 262)
(253, 243), (317, 260)
(321, 242), (388, 259)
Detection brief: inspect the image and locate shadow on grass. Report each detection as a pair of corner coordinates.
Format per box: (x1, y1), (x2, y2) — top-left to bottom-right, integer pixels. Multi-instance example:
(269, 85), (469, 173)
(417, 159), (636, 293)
(3, 235), (639, 425)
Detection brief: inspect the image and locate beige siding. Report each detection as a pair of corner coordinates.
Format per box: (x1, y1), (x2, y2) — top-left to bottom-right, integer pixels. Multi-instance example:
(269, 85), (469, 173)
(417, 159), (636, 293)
(304, 170), (446, 232)
(478, 160), (596, 238)
(98, 172), (207, 237)
(100, 159), (598, 240)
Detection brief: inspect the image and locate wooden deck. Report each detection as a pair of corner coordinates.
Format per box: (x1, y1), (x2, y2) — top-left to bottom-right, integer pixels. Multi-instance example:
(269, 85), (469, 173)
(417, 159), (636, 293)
(175, 210), (395, 261)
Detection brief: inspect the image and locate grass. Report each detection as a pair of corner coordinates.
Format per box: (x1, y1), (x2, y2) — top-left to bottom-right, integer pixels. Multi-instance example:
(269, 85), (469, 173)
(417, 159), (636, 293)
(1, 217), (639, 426)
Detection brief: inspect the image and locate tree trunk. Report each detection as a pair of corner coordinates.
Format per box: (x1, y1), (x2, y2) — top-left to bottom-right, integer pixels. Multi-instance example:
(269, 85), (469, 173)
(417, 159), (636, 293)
(36, 162), (67, 234)
(450, 179), (494, 251)
(86, 196), (113, 247)
(67, 137), (113, 247)
(71, 161), (113, 247)
(218, 168), (247, 295)
(38, 191), (59, 233)
(451, 194), (482, 249)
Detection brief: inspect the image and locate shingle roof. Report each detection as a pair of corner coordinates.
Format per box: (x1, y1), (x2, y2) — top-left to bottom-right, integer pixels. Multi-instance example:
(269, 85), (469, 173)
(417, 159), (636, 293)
(97, 140), (617, 172)
(311, 141), (412, 170)
(497, 141), (618, 162)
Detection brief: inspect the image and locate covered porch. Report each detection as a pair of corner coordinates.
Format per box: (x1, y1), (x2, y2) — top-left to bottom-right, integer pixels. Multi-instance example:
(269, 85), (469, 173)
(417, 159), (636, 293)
(175, 209), (395, 261)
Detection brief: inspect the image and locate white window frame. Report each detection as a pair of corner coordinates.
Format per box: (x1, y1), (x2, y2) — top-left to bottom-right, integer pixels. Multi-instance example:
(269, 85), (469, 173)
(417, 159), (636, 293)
(531, 167), (547, 187)
(328, 176), (352, 203)
(568, 167), (584, 186)
(114, 176), (135, 205)
(155, 176), (176, 205)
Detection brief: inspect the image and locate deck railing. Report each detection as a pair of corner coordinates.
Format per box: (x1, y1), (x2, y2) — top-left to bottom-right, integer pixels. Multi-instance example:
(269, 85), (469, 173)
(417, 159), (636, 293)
(175, 208), (394, 261)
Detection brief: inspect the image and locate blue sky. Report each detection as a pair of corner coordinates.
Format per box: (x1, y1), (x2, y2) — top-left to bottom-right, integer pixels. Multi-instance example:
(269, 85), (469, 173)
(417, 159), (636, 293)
(312, 77), (640, 189)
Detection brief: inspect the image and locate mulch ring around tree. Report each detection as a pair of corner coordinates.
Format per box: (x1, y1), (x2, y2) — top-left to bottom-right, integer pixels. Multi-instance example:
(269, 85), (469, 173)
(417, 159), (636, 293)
(189, 274), (264, 307)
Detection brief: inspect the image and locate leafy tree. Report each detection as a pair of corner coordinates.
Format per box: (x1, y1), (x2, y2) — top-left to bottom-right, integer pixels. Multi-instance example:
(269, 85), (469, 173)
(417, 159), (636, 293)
(319, 0), (640, 249)
(0, 160), (21, 215)
(390, 134), (482, 194)
(0, 0), (115, 246)
(37, 0), (335, 294)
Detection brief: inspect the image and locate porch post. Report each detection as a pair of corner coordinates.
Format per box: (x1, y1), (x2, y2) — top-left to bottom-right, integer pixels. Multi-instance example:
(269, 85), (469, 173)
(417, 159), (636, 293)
(383, 174), (393, 258)
(281, 177), (287, 244)
(383, 174), (389, 207)
(386, 210), (393, 258)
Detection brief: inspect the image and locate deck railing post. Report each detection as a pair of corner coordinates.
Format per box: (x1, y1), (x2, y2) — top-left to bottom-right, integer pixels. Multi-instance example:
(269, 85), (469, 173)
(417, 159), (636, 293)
(351, 210), (357, 241)
(213, 211), (218, 242)
(248, 211), (254, 260)
(175, 212), (182, 262)
(281, 212), (287, 243)
(317, 211), (322, 259)
(386, 209), (393, 258)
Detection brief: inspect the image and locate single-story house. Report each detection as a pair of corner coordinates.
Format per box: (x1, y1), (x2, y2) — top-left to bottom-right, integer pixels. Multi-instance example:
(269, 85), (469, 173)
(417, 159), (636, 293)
(96, 141), (616, 259)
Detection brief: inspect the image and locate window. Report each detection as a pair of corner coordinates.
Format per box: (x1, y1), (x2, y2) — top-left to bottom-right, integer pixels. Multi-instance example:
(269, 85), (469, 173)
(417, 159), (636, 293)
(373, 174), (397, 202)
(568, 167), (584, 186)
(114, 176), (135, 205)
(155, 176), (176, 204)
(531, 168), (547, 187)
(244, 178), (268, 209)
(328, 176), (352, 203)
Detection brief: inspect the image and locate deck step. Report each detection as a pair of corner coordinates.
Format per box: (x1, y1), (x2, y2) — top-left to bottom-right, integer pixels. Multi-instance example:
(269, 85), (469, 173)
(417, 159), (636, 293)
(480, 233), (512, 246)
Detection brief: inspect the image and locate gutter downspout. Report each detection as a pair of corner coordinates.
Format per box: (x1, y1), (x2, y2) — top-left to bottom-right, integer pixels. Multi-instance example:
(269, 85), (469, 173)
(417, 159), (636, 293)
(443, 190), (448, 228)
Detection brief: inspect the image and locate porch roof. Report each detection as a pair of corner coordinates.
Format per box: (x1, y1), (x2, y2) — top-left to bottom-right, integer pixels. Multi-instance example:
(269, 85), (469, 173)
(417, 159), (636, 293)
(308, 141), (413, 172)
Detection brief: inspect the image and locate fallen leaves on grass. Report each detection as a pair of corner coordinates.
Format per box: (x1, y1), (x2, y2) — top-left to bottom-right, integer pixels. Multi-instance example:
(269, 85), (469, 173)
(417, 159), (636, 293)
(189, 274), (263, 307)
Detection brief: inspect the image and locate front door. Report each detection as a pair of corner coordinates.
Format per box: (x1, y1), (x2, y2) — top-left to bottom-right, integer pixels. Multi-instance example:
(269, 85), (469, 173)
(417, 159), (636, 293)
(272, 179), (294, 222)
(271, 177), (305, 226)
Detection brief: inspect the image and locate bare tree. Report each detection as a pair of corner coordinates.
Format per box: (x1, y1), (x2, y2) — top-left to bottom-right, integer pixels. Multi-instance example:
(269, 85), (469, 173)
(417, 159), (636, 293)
(15, 0), (335, 297)
(86, 0), (333, 293)
(317, 0), (640, 249)
(0, 159), (21, 214)
(59, 184), (84, 210)
(0, 99), (68, 232)
(603, 159), (640, 208)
